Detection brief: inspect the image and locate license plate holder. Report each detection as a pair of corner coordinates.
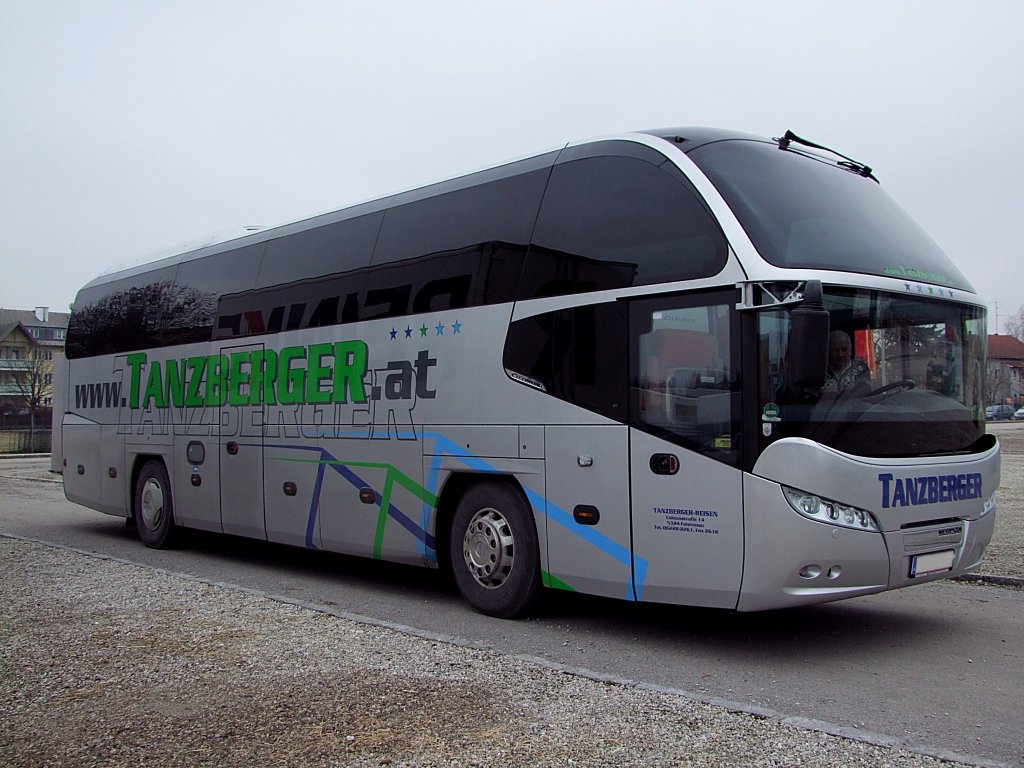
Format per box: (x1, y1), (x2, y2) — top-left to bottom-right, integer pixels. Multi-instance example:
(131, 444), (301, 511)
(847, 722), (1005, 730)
(910, 549), (955, 577)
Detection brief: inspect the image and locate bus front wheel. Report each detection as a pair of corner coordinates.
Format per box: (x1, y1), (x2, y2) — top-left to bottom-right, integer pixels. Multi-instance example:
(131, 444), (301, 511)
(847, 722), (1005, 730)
(134, 460), (177, 549)
(449, 482), (540, 618)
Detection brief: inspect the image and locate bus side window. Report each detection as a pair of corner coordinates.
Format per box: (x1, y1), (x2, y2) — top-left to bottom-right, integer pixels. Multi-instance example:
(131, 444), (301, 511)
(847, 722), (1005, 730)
(370, 160), (553, 313)
(66, 264), (182, 358)
(165, 243), (265, 345)
(642, 328), (715, 419)
(503, 301), (627, 422)
(630, 296), (739, 466)
(518, 143), (728, 301)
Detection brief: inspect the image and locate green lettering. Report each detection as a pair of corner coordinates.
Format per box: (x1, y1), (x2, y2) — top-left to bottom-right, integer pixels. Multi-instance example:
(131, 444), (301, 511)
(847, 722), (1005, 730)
(185, 357), (206, 407)
(278, 346), (306, 405)
(305, 343), (333, 404)
(332, 340), (368, 403)
(164, 359), (185, 408)
(142, 360), (166, 409)
(126, 353), (146, 409)
(250, 349), (278, 405)
(204, 354), (229, 406)
(228, 351), (252, 406)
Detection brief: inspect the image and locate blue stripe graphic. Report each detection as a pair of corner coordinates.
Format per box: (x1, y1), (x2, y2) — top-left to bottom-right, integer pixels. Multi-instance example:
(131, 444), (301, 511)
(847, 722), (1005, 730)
(258, 431), (648, 600)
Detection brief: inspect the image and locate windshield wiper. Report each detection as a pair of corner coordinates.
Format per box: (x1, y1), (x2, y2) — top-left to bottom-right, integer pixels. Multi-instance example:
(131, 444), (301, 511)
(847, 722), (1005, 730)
(776, 130), (877, 181)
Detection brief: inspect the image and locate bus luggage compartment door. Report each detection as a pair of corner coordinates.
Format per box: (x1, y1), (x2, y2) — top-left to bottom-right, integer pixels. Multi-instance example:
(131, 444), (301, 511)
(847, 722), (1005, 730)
(544, 425), (635, 600)
(219, 343), (266, 540)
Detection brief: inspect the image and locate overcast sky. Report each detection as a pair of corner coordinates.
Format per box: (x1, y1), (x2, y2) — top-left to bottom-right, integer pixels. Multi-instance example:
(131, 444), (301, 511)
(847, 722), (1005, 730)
(2, 1), (1021, 331)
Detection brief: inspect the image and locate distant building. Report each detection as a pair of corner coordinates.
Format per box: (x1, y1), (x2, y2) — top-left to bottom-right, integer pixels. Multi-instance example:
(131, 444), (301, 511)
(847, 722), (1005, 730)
(0, 306), (70, 355)
(987, 334), (1024, 408)
(0, 307), (69, 423)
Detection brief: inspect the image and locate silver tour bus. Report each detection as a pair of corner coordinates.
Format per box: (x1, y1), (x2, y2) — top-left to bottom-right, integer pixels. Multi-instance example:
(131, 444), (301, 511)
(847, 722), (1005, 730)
(53, 128), (999, 617)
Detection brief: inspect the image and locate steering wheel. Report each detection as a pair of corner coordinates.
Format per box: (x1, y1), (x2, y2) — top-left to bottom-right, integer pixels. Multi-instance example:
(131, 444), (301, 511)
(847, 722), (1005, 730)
(871, 379), (916, 396)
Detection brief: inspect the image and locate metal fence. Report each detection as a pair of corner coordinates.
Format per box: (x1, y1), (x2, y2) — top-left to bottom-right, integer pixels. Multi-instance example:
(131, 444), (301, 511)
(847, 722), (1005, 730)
(0, 429), (52, 454)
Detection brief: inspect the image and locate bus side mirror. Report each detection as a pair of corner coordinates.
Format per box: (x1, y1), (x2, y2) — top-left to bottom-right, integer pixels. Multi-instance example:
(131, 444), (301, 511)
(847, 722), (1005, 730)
(788, 280), (829, 392)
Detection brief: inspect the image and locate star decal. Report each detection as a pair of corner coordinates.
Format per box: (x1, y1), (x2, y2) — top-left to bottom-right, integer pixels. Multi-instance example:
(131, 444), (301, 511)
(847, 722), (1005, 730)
(404, 326), (413, 338)
(452, 319), (462, 334)
(435, 321), (445, 336)
(389, 327), (398, 340)
(420, 324), (428, 337)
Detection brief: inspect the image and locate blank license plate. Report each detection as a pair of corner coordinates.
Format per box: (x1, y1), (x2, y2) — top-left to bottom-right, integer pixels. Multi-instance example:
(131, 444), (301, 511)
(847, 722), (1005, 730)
(910, 549), (956, 577)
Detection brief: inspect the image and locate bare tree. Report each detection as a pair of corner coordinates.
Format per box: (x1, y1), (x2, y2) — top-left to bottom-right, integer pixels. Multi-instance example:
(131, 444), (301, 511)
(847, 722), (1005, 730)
(1004, 306), (1024, 343)
(11, 353), (54, 451)
(984, 363), (1009, 407)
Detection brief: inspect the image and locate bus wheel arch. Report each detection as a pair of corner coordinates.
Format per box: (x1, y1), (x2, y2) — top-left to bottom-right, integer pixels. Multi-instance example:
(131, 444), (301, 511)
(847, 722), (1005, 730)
(445, 476), (541, 618)
(132, 457), (178, 549)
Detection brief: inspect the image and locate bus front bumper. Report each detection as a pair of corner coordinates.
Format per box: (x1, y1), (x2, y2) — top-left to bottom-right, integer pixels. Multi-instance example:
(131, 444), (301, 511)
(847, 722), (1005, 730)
(736, 474), (996, 612)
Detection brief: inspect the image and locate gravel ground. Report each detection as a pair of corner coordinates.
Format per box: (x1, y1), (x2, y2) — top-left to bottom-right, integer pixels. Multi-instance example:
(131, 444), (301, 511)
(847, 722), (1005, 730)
(0, 538), (989, 768)
(974, 423), (1024, 581)
(1, 426), (1020, 767)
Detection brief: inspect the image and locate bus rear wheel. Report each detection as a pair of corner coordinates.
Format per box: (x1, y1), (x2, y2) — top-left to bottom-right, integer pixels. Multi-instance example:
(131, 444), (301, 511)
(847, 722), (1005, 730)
(134, 460), (177, 549)
(449, 482), (540, 618)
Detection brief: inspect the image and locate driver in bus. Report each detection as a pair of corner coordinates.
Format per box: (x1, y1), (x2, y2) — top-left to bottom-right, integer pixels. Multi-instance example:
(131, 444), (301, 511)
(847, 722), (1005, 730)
(822, 330), (871, 397)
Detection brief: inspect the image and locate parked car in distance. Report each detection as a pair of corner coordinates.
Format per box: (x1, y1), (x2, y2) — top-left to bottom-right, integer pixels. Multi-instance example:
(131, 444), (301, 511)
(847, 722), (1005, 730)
(986, 404), (1016, 421)
(1013, 406), (1024, 421)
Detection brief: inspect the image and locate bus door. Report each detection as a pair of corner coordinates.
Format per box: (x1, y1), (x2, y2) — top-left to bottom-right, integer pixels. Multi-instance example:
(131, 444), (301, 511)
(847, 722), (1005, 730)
(628, 294), (744, 609)
(219, 343), (266, 539)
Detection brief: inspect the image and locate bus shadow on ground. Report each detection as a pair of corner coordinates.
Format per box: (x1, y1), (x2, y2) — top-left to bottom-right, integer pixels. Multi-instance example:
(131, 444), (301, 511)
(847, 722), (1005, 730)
(85, 514), (971, 660)
(530, 583), (978, 662)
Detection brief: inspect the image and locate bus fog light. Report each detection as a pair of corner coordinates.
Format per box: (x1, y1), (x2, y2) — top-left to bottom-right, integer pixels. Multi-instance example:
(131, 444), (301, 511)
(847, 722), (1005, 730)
(799, 564), (822, 579)
(783, 487), (879, 532)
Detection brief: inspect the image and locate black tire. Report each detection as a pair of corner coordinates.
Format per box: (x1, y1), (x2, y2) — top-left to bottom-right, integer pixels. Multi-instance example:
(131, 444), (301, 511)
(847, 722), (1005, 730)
(134, 460), (177, 549)
(449, 482), (541, 618)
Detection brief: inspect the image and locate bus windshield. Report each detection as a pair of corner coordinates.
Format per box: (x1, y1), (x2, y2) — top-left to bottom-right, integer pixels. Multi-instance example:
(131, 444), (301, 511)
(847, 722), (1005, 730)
(760, 288), (987, 458)
(687, 139), (974, 292)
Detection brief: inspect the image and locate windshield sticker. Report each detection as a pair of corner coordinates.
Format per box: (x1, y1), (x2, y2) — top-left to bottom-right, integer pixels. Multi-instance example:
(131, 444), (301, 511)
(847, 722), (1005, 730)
(883, 267), (957, 296)
(762, 402), (781, 422)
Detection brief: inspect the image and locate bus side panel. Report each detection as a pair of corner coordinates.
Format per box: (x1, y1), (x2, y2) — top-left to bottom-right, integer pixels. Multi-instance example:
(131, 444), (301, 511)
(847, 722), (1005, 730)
(544, 425), (635, 600)
(219, 341), (266, 539)
(62, 353), (128, 513)
(61, 414), (104, 513)
(263, 436), (328, 549)
(172, 435), (223, 533)
(313, 434), (426, 565)
(99, 424), (128, 516)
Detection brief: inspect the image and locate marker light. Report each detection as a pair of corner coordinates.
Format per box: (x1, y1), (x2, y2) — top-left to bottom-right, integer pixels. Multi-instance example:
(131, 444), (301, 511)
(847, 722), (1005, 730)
(783, 486), (879, 531)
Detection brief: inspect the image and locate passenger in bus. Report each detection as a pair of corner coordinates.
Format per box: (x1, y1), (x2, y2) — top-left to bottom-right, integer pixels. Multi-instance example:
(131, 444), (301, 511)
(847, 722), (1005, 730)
(822, 330), (871, 397)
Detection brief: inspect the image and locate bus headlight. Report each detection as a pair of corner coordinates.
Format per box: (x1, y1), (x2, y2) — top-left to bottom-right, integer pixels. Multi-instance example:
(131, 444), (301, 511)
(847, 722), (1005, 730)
(782, 486), (879, 531)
